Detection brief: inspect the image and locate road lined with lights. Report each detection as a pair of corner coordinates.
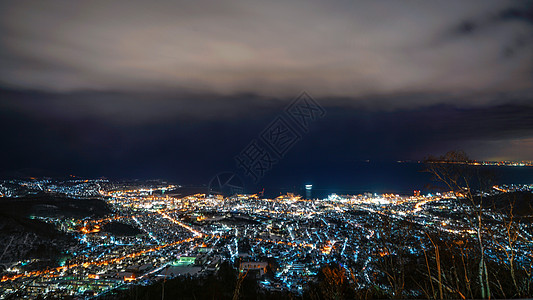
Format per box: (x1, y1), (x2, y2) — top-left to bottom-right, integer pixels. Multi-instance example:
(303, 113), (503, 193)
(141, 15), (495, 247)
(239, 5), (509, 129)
(1, 236), (200, 282)
(158, 211), (204, 237)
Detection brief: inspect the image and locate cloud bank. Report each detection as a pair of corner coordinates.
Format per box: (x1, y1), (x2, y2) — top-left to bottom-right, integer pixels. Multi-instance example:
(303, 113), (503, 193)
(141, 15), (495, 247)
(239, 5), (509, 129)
(1, 0), (531, 104)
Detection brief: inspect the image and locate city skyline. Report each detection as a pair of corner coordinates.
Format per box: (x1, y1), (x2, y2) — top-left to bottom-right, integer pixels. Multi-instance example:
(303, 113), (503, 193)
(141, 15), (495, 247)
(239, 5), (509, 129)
(1, 2), (533, 298)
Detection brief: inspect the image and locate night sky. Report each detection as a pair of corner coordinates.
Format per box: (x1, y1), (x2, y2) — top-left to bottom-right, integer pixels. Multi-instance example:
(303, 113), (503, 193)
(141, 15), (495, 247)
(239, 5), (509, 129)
(1, 1), (532, 185)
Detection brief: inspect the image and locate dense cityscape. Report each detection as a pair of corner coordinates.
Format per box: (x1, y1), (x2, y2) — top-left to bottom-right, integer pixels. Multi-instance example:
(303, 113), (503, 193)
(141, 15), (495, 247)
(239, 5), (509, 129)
(1, 176), (532, 299)
(2, 1), (533, 299)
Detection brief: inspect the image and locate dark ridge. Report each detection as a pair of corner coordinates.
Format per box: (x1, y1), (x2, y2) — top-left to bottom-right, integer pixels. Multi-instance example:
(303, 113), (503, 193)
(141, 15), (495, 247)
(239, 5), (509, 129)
(0, 212), (75, 273)
(0, 193), (112, 219)
(102, 221), (142, 236)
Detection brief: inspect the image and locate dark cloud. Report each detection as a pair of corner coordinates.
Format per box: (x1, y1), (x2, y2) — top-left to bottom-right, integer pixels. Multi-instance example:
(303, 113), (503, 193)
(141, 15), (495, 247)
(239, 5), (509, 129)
(0, 1), (532, 179)
(1, 87), (532, 182)
(0, 0), (531, 100)
(455, 21), (478, 35)
(496, 5), (533, 24)
(502, 34), (533, 58)
(445, 2), (533, 59)
(450, 2), (533, 36)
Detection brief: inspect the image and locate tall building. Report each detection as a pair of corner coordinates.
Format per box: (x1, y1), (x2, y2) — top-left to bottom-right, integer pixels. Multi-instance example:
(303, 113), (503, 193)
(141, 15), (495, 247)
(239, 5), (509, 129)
(305, 184), (312, 199)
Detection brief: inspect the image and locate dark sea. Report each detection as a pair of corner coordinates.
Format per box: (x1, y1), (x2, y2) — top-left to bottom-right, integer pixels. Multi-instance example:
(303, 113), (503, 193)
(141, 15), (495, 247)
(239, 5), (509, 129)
(255, 162), (533, 199)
